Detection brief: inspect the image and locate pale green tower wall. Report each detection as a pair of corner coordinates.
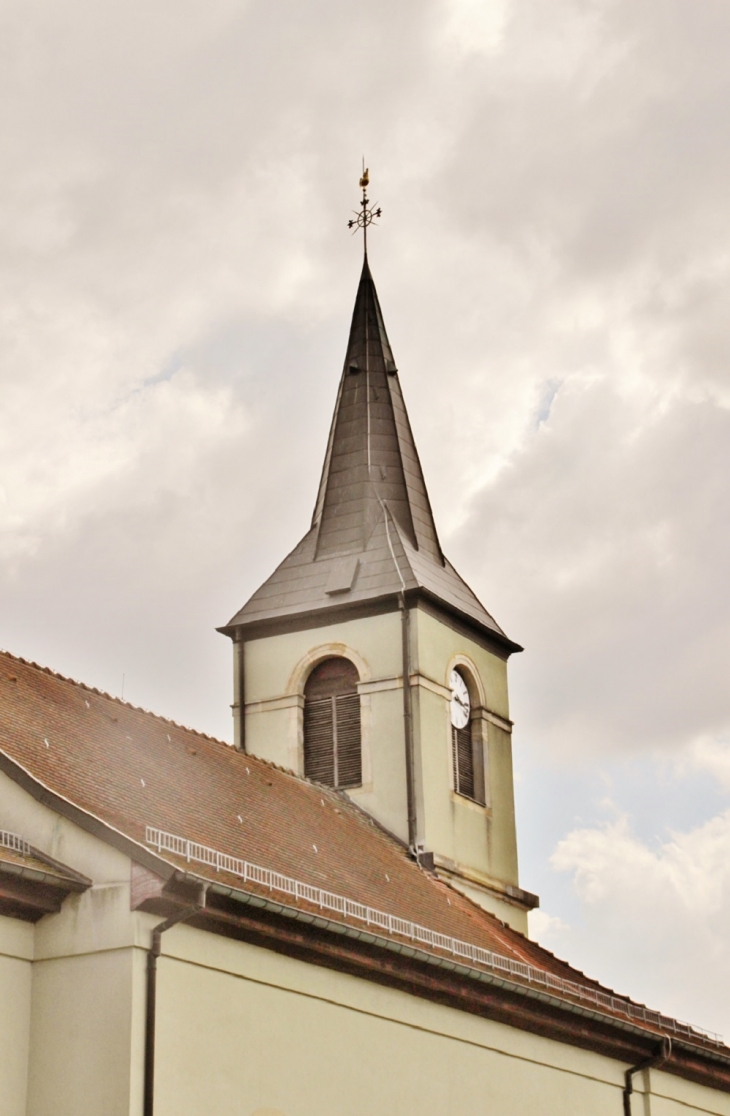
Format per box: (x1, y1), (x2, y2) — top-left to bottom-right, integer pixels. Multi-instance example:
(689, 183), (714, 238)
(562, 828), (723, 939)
(241, 612), (411, 846)
(410, 606), (523, 930)
(239, 601), (526, 930)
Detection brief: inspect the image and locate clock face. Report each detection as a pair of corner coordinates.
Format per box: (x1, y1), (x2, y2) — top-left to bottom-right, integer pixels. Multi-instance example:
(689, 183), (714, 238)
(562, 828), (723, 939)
(450, 669), (470, 730)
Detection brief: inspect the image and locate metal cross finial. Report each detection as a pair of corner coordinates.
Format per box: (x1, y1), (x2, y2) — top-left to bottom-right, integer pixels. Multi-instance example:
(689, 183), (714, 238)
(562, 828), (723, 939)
(347, 162), (382, 254)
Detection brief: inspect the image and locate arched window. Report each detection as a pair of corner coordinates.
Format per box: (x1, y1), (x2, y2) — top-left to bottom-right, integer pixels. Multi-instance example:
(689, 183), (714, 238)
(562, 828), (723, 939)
(303, 658), (362, 789)
(450, 667), (485, 805)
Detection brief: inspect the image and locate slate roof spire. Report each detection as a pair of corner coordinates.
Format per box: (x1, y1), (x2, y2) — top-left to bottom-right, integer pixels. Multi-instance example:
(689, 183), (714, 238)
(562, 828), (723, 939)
(311, 255), (443, 563)
(222, 250), (520, 653)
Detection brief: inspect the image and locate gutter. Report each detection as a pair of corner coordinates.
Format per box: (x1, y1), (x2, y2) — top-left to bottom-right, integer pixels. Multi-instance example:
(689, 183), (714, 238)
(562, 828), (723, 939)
(0, 858), (90, 891)
(143, 883), (208, 1116)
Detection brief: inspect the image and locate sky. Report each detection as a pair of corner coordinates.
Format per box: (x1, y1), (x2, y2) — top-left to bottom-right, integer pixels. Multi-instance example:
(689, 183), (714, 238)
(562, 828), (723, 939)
(2, 0), (730, 1038)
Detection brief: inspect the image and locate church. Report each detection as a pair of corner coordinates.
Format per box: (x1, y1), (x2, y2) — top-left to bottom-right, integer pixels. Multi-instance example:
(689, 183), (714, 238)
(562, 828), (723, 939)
(1, 182), (729, 1116)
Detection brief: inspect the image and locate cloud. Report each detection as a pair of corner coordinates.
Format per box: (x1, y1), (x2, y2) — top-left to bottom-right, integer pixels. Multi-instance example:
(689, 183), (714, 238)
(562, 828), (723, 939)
(548, 808), (730, 1037)
(455, 375), (730, 759)
(527, 908), (569, 943)
(679, 736), (730, 794)
(441, 0), (511, 58)
(2, 0), (730, 1043)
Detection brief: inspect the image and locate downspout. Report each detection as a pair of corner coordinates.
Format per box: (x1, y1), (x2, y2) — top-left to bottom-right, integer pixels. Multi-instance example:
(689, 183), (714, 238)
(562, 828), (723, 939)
(233, 631), (245, 752)
(380, 496), (417, 854)
(400, 592), (417, 852)
(623, 1036), (672, 1116)
(143, 884), (208, 1116)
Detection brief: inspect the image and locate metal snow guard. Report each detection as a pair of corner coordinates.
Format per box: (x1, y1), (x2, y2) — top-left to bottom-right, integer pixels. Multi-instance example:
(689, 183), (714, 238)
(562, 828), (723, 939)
(0, 830), (31, 857)
(145, 825), (723, 1048)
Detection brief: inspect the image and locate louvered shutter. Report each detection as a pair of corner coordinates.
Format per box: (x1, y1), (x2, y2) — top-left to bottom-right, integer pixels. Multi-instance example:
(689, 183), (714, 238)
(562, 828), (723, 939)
(304, 696), (336, 785)
(334, 693), (362, 788)
(304, 658), (362, 789)
(453, 725), (475, 800)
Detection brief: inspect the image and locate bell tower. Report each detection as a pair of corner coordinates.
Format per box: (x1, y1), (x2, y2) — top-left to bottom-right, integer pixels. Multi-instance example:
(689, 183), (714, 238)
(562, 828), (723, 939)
(219, 176), (537, 932)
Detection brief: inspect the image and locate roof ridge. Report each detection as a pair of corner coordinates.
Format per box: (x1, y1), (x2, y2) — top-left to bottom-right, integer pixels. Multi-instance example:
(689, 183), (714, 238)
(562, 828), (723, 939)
(0, 648), (230, 749)
(441, 556), (505, 636)
(0, 648), (419, 797)
(379, 503), (415, 591)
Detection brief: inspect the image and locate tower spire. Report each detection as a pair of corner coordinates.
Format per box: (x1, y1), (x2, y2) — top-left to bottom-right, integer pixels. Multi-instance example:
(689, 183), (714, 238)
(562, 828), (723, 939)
(222, 178), (518, 655)
(311, 254), (442, 562)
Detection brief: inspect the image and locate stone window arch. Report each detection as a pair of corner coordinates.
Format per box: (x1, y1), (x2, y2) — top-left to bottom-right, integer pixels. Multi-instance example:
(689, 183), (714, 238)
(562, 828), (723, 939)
(450, 665), (486, 806)
(303, 657), (362, 789)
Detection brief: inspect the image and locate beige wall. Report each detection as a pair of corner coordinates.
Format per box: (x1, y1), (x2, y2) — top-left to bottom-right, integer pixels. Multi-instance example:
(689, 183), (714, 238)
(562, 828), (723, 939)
(0, 771), (154, 1116)
(25, 882), (151, 1116)
(0, 769), (133, 891)
(0, 916), (32, 1116)
(26, 948), (136, 1116)
(151, 922), (730, 1116)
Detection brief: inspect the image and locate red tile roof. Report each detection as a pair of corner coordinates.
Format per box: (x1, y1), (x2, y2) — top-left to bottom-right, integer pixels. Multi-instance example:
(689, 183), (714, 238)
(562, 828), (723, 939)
(0, 650), (721, 1049)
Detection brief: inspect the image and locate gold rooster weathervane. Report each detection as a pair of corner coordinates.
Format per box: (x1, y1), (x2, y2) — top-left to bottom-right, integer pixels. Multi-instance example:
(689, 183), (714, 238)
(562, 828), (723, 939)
(347, 163), (382, 254)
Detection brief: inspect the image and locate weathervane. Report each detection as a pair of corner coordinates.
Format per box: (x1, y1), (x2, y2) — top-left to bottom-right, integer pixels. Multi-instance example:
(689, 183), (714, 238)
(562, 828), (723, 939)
(347, 163), (382, 254)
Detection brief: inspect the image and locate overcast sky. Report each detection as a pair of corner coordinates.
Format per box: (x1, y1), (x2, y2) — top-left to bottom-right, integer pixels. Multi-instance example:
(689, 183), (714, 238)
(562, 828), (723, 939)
(2, 0), (730, 1038)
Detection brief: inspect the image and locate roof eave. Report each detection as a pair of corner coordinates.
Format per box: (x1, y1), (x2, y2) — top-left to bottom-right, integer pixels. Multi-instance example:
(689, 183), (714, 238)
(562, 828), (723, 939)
(0, 856), (91, 923)
(415, 588), (523, 658)
(0, 749), (178, 882)
(138, 865), (730, 1088)
(219, 586), (523, 658)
